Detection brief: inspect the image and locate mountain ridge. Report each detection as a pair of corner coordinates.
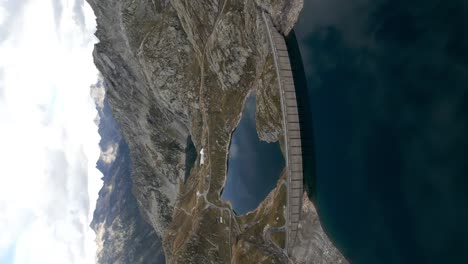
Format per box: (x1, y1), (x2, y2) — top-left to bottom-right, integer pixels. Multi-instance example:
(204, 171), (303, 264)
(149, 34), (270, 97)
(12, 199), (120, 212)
(88, 0), (347, 263)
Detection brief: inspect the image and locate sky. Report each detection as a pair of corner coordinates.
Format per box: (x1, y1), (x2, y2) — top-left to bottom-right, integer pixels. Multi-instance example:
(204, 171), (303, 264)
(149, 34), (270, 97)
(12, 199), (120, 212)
(0, 0), (102, 263)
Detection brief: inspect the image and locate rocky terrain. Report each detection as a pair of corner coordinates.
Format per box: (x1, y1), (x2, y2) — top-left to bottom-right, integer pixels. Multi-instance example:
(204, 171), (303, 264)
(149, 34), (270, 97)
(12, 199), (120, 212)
(87, 0), (347, 263)
(290, 194), (348, 264)
(90, 79), (165, 263)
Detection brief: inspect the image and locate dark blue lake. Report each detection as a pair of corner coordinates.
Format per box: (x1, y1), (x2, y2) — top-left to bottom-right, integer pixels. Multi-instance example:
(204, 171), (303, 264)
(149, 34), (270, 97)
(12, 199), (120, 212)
(292, 1), (468, 263)
(222, 95), (285, 215)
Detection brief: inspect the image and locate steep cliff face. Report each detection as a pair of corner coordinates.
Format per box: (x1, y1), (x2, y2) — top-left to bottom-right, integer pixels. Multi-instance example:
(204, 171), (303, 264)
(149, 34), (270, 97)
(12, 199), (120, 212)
(88, 0), (346, 263)
(91, 80), (165, 264)
(87, 0), (198, 235)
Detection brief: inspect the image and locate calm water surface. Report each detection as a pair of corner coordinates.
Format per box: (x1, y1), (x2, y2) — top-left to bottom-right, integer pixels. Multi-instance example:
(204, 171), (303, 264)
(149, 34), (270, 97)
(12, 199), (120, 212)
(293, 1), (468, 263)
(222, 95), (285, 215)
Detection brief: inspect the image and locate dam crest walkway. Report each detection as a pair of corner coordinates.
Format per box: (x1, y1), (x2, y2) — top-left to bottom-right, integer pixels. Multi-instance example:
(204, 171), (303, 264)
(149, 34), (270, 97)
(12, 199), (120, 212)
(262, 12), (304, 255)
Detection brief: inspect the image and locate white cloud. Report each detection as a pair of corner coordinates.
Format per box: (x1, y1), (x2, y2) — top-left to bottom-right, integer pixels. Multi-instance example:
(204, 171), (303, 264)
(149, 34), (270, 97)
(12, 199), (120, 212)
(90, 77), (105, 113)
(0, 0), (101, 263)
(100, 143), (119, 165)
(0, 5), (7, 26)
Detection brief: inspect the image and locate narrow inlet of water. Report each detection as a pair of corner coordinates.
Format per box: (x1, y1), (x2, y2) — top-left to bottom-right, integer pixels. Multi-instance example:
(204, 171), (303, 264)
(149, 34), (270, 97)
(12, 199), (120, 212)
(221, 95), (285, 215)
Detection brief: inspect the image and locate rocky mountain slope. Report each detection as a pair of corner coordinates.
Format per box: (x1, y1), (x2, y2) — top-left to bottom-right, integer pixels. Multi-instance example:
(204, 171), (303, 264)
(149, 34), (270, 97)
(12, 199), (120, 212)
(88, 0), (347, 263)
(91, 80), (165, 263)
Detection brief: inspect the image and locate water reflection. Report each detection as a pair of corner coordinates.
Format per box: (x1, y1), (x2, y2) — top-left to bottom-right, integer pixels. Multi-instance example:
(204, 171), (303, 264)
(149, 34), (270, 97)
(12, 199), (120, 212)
(293, 0), (468, 263)
(222, 95), (285, 215)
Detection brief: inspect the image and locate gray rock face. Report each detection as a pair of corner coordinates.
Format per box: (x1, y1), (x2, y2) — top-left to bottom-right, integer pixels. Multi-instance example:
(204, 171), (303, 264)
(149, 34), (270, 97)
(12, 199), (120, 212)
(255, 0), (303, 34)
(88, 0), (345, 263)
(255, 51), (283, 143)
(87, 0), (197, 235)
(91, 80), (165, 264)
(291, 193), (349, 264)
(87, 0), (300, 238)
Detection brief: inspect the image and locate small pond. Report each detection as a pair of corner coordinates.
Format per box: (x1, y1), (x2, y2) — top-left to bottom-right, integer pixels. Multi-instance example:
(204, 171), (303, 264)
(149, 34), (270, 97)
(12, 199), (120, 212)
(221, 95), (285, 215)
